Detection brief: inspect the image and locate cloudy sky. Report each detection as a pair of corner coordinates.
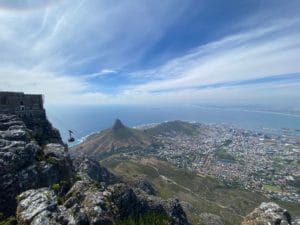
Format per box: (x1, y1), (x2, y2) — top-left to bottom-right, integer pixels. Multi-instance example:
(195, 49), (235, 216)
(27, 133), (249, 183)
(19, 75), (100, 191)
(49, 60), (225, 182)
(0, 0), (300, 108)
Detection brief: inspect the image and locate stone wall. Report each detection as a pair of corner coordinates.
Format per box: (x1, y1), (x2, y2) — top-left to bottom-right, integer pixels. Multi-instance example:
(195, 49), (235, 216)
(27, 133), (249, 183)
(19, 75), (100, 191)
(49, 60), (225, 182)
(0, 92), (44, 118)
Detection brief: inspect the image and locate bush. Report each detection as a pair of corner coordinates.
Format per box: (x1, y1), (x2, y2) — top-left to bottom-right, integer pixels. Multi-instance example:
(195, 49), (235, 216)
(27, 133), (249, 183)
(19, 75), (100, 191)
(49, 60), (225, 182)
(116, 211), (170, 225)
(46, 157), (60, 165)
(35, 148), (45, 161)
(51, 183), (60, 192)
(0, 216), (17, 225)
(57, 196), (65, 205)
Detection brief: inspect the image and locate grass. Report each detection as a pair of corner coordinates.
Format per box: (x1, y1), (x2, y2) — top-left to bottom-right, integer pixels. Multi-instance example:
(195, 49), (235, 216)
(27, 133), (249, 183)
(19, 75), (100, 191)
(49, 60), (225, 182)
(102, 154), (300, 225)
(51, 183), (61, 192)
(0, 213), (17, 225)
(116, 211), (170, 225)
(263, 184), (282, 193)
(215, 148), (236, 162)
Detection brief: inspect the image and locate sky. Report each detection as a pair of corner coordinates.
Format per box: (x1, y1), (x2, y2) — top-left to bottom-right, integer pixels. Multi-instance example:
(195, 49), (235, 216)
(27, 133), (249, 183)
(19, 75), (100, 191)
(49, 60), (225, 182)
(0, 0), (300, 109)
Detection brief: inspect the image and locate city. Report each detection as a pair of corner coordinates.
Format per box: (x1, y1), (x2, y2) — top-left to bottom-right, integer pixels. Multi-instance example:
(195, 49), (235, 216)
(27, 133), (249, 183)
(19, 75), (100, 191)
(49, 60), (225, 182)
(139, 123), (300, 204)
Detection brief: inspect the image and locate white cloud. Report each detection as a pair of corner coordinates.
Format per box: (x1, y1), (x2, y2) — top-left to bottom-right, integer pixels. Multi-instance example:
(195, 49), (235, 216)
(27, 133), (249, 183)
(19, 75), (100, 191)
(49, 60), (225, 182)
(0, 0), (299, 109)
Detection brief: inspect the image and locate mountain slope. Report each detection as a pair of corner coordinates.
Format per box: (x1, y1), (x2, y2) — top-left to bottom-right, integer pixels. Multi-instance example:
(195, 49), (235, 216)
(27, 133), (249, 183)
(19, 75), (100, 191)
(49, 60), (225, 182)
(102, 154), (300, 225)
(71, 119), (152, 160)
(144, 120), (200, 137)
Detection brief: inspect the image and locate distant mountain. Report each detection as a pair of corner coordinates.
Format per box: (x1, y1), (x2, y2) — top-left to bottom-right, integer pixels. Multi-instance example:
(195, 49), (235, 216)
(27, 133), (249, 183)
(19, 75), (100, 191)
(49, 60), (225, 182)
(71, 119), (152, 159)
(144, 120), (200, 137)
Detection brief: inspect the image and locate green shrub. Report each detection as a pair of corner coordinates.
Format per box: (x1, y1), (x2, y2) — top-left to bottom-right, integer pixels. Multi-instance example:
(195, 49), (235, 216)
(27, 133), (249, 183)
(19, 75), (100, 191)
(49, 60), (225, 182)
(75, 174), (82, 181)
(51, 183), (60, 192)
(116, 211), (170, 225)
(0, 216), (17, 225)
(46, 157), (59, 165)
(35, 148), (45, 161)
(15, 195), (21, 202)
(57, 196), (65, 205)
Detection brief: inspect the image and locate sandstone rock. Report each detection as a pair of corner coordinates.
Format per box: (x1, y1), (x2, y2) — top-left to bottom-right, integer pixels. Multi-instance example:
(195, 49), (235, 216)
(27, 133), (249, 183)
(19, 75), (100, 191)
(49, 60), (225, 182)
(0, 114), (73, 216)
(73, 157), (117, 184)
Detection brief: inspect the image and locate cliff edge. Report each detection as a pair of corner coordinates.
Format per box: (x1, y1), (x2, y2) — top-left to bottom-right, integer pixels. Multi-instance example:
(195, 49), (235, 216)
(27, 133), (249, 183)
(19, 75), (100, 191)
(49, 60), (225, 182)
(0, 114), (190, 225)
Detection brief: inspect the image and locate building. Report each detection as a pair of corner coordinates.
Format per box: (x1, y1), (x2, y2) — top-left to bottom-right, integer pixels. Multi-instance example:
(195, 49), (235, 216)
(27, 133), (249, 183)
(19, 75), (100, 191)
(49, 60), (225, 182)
(0, 91), (45, 118)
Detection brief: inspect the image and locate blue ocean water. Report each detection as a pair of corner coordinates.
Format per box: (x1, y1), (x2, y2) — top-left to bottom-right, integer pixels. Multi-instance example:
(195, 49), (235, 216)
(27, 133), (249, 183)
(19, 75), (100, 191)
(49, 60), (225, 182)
(46, 105), (300, 143)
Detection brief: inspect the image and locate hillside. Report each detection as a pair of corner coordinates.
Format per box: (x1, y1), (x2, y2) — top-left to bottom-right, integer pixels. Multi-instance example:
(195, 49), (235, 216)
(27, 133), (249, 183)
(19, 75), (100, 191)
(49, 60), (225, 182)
(102, 154), (300, 225)
(71, 119), (152, 159)
(144, 120), (200, 137)
(71, 120), (203, 160)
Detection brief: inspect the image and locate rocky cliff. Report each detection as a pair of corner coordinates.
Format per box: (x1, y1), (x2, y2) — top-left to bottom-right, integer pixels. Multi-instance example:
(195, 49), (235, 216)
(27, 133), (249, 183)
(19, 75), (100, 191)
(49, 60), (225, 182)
(0, 114), (73, 216)
(0, 114), (190, 225)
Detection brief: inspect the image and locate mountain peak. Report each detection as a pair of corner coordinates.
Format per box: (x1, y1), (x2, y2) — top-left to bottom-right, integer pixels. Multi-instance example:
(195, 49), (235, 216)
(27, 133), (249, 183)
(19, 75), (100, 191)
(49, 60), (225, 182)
(113, 119), (125, 130)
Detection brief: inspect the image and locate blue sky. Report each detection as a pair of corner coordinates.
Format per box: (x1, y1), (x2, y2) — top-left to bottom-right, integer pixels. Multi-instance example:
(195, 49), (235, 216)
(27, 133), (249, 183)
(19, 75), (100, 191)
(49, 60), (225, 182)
(0, 0), (300, 109)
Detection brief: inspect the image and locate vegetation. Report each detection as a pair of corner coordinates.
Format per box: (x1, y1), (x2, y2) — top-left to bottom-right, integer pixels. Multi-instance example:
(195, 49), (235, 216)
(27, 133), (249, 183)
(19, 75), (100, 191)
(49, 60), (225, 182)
(57, 196), (65, 205)
(51, 183), (61, 192)
(35, 147), (60, 166)
(263, 184), (282, 193)
(0, 213), (17, 225)
(215, 148), (236, 162)
(145, 120), (198, 137)
(46, 156), (60, 165)
(35, 148), (46, 161)
(102, 154), (300, 225)
(116, 211), (170, 225)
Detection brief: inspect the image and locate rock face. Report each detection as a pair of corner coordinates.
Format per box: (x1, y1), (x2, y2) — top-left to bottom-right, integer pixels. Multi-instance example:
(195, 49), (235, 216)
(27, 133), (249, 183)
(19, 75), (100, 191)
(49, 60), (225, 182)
(242, 202), (293, 225)
(0, 114), (73, 216)
(0, 113), (190, 224)
(21, 114), (63, 145)
(17, 157), (190, 225)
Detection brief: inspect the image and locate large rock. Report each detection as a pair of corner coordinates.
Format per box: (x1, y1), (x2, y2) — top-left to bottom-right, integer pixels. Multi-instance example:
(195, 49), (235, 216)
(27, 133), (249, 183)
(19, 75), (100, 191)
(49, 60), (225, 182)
(73, 157), (117, 184)
(17, 158), (190, 225)
(0, 114), (73, 216)
(242, 202), (293, 225)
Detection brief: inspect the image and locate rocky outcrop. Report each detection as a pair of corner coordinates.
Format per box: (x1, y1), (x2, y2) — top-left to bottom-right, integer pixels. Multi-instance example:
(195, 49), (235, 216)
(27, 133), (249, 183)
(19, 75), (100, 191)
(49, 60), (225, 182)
(20, 112), (63, 146)
(0, 114), (73, 216)
(0, 113), (189, 224)
(242, 202), (294, 225)
(73, 157), (118, 184)
(17, 157), (190, 225)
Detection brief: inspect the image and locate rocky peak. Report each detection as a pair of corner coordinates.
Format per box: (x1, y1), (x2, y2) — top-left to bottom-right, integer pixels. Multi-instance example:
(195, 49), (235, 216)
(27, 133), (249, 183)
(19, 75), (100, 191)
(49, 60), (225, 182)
(113, 118), (125, 131)
(242, 202), (295, 225)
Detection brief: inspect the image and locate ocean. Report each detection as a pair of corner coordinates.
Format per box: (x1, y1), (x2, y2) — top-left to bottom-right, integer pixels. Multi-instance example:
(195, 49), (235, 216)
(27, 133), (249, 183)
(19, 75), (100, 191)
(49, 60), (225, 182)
(46, 105), (300, 143)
